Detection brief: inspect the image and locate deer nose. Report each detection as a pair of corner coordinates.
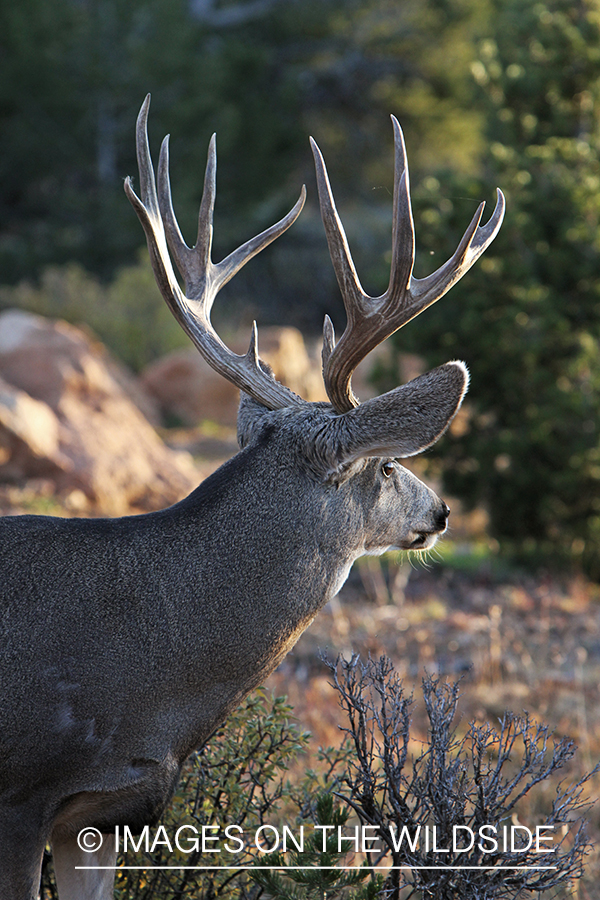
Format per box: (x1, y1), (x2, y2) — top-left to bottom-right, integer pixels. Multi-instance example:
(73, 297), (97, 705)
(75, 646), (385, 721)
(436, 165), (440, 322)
(435, 501), (450, 531)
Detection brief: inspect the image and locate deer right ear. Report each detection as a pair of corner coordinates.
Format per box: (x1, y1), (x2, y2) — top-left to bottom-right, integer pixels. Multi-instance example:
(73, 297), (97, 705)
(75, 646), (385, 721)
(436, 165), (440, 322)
(328, 361), (469, 467)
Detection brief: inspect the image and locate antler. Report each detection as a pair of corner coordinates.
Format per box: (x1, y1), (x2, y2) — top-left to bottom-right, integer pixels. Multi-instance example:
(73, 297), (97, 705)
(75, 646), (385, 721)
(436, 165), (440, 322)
(311, 117), (505, 413)
(125, 95), (306, 411)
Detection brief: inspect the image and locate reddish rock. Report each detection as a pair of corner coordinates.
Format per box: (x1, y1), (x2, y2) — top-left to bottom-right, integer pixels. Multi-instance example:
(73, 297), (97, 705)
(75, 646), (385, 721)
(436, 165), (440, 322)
(141, 325), (328, 427)
(0, 310), (199, 514)
(0, 376), (70, 480)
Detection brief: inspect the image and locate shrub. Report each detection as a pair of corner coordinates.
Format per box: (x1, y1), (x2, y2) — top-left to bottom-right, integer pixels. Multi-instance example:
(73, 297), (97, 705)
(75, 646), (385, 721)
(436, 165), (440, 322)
(321, 654), (598, 900)
(41, 691), (309, 900)
(41, 663), (598, 899)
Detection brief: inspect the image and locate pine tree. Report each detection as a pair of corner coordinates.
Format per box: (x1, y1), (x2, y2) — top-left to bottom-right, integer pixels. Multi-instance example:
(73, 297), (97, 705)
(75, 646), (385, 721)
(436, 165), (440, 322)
(396, 0), (600, 576)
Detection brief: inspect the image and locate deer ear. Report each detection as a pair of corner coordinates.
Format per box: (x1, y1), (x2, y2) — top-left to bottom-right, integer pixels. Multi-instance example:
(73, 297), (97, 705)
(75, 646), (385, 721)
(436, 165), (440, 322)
(237, 393), (274, 449)
(331, 361), (469, 465)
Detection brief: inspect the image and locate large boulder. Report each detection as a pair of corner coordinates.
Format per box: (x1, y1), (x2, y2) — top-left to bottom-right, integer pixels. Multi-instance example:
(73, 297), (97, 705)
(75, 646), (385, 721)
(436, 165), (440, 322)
(140, 325), (328, 427)
(0, 310), (199, 514)
(0, 376), (68, 479)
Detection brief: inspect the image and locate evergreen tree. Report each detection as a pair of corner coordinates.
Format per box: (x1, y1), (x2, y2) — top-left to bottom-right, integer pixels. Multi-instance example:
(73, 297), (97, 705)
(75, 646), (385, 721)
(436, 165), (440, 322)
(0, 0), (486, 297)
(393, 0), (600, 576)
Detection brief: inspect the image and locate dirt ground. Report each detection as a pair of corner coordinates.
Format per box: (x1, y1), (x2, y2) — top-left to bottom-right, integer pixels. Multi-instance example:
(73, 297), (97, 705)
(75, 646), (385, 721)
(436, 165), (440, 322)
(265, 556), (600, 896)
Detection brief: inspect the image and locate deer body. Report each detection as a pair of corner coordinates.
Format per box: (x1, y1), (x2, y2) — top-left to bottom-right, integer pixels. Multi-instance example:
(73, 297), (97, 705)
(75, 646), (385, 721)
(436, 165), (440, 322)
(1, 400), (446, 801)
(0, 400), (448, 899)
(0, 98), (503, 899)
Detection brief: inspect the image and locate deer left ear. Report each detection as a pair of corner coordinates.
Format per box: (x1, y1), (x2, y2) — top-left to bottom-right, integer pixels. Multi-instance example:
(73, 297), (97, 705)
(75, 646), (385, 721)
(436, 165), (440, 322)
(237, 393), (275, 449)
(329, 361), (469, 465)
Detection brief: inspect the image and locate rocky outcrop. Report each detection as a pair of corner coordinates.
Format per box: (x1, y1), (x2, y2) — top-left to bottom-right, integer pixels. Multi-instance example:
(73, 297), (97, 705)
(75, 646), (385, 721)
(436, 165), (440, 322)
(0, 376), (67, 479)
(140, 325), (328, 426)
(0, 310), (199, 514)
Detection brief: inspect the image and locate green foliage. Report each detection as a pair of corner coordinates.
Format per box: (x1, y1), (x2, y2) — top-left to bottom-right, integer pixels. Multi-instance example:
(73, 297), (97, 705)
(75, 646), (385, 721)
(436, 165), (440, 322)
(251, 793), (382, 900)
(0, 0), (179, 278)
(385, 0), (600, 578)
(0, 0), (307, 282)
(0, 0), (488, 302)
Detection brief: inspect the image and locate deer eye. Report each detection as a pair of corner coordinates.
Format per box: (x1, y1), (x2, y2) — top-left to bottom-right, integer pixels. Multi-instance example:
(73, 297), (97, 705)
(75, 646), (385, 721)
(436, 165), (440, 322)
(381, 461), (396, 478)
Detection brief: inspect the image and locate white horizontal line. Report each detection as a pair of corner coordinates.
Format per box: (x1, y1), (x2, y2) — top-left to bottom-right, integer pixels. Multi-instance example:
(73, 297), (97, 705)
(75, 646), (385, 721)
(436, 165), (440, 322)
(76, 865), (558, 871)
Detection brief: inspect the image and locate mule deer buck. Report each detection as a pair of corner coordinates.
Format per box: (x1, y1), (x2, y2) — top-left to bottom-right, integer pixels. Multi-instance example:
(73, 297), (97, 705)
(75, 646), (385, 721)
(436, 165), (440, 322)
(0, 95), (504, 899)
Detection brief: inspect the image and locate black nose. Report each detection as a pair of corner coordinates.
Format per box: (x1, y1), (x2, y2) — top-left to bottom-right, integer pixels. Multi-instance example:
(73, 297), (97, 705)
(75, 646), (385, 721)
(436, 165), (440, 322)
(435, 501), (450, 530)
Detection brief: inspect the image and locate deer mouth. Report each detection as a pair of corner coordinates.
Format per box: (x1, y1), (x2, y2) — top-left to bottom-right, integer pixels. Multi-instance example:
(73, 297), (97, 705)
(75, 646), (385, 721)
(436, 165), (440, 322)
(398, 530), (440, 551)
(405, 503), (450, 550)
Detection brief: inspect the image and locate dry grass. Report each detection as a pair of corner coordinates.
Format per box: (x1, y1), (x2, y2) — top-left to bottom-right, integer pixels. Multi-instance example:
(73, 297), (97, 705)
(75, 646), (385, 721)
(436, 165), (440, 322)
(267, 556), (600, 897)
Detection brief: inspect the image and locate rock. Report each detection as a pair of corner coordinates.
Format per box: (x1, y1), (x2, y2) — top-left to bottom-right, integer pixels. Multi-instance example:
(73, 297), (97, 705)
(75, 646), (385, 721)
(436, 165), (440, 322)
(0, 310), (199, 514)
(141, 349), (241, 428)
(0, 376), (70, 479)
(140, 325), (328, 427)
(256, 327), (327, 404)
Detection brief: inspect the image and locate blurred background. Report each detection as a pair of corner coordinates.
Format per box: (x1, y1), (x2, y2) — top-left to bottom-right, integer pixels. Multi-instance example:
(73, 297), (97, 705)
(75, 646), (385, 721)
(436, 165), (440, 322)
(1, 0), (600, 577)
(2, 1), (600, 893)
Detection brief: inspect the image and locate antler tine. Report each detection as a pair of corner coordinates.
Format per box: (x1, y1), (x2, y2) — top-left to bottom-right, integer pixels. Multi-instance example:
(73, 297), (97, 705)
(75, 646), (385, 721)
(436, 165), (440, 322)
(310, 137), (366, 321)
(157, 124), (307, 310)
(411, 187), (505, 304)
(124, 96), (186, 329)
(387, 115), (416, 306)
(157, 131), (216, 304)
(125, 95), (307, 411)
(156, 132), (208, 285)
(311, 120), (419, 413)
(312, 117), (505, 414)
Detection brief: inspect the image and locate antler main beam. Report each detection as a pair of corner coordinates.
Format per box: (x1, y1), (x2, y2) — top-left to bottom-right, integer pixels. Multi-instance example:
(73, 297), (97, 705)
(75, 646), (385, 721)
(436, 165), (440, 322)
(125, 95), (306, 411)
(311, 117), (505, 413)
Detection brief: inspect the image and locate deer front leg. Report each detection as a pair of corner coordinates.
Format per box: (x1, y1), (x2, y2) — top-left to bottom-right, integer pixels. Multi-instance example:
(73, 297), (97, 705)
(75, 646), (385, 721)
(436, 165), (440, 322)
(52, 832), (117, 900)
(0, 806), (47, 900)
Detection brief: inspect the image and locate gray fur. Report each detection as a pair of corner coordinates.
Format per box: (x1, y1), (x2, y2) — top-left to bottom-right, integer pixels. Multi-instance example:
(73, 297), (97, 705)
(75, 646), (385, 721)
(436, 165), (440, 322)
(0, 364), (463, 899)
